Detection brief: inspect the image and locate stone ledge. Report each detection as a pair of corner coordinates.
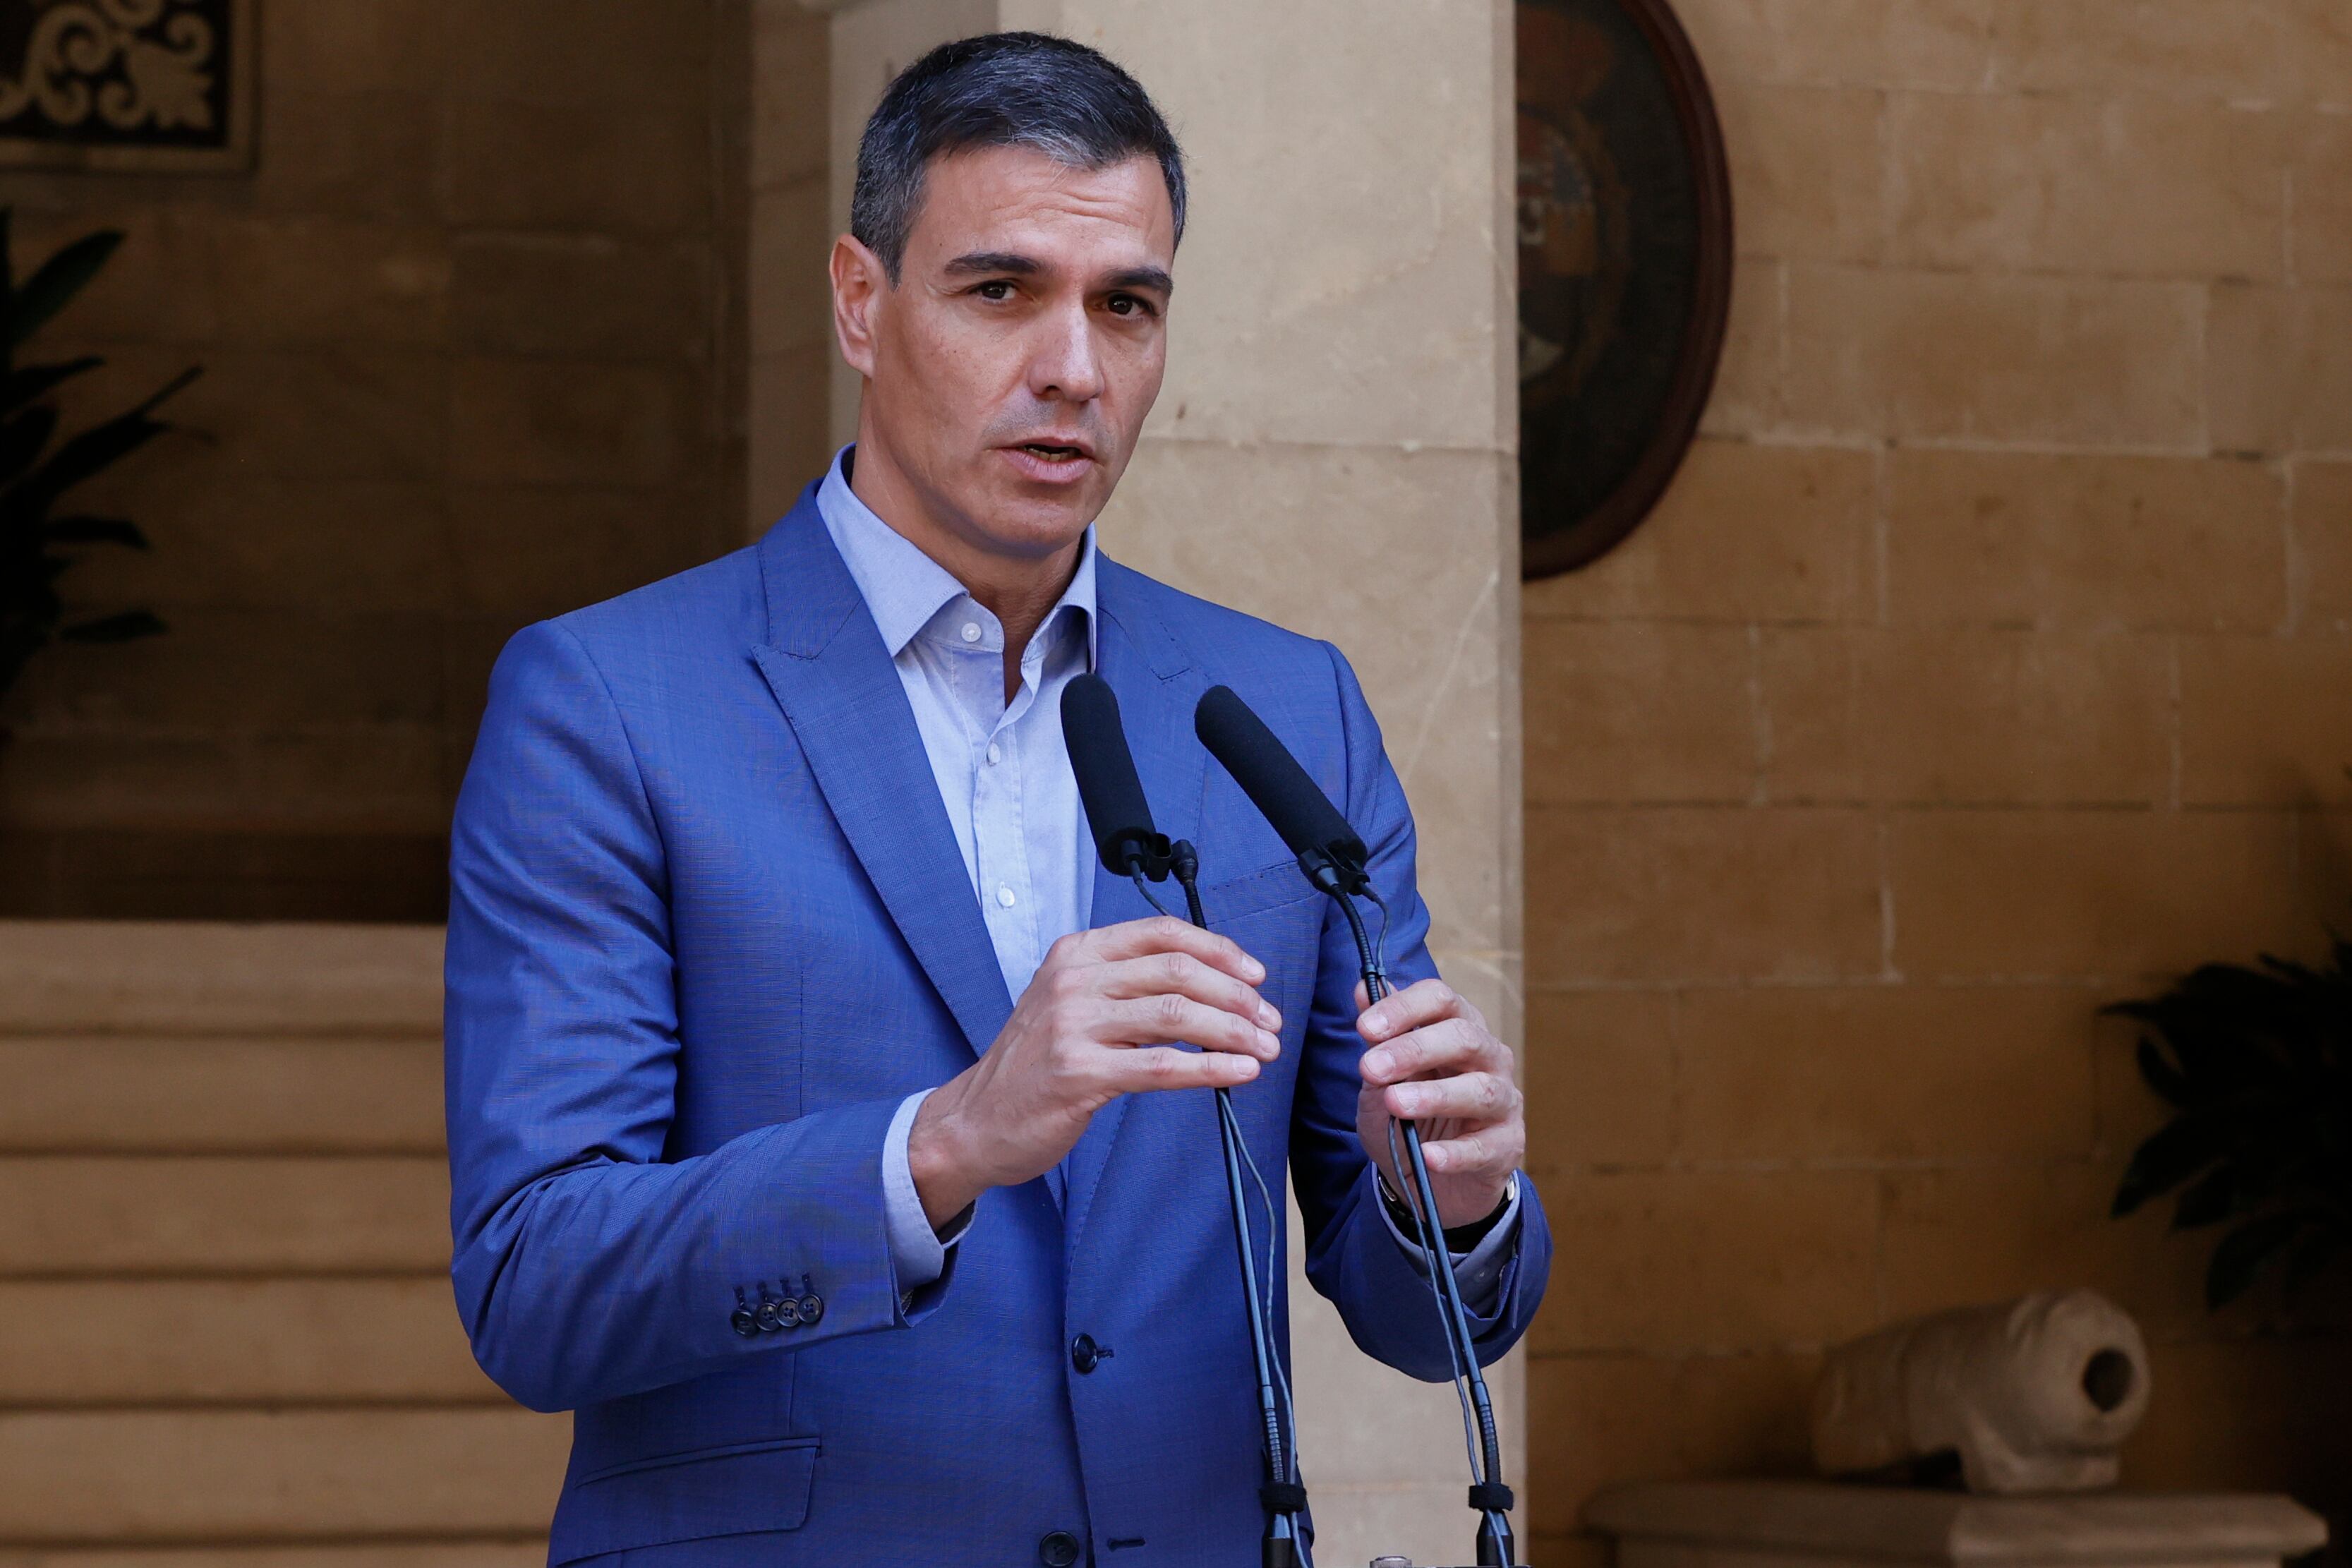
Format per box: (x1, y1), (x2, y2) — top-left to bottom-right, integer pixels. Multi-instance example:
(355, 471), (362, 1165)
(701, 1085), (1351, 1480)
(0, 922), (444, 1035)
(1586, 1482), (2329, 1567)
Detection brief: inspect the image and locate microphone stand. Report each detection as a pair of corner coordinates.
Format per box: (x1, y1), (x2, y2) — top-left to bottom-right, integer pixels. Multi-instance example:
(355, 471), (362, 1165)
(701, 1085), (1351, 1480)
(1134, 841), (1306, 1568)
(1308, 855), (1516, 1568)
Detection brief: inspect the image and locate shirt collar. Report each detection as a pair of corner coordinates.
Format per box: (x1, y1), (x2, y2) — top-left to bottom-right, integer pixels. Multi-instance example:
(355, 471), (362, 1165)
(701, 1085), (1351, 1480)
(816, 445), (1097, 666)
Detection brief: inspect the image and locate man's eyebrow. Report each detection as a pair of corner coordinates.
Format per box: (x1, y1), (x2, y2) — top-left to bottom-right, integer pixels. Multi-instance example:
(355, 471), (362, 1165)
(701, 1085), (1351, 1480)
(942, 251), (1042, 277)
(1104, 265), (1174, 296)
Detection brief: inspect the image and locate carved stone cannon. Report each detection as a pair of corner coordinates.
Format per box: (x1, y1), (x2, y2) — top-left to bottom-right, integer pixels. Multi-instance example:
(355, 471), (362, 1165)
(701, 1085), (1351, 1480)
(1811, 1289), (2152, 1492)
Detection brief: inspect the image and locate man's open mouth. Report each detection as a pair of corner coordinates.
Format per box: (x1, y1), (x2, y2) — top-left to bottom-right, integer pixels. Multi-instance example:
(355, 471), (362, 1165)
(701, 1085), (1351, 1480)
(1015, 442), (1090, 462)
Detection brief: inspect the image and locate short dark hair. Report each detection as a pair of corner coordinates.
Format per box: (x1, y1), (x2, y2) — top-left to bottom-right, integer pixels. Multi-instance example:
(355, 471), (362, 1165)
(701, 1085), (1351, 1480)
(851, 32), (1187, 284)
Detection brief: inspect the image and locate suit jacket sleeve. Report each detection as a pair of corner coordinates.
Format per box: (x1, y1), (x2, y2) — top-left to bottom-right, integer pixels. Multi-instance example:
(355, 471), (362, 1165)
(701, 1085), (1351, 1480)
(1288, 641), (1553, 1382)
(444, 620), (947, 1414)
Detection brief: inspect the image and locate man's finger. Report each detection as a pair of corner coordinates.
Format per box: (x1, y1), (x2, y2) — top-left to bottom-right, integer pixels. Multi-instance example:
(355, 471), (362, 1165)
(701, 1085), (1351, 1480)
(1418, 1123), (1524, 1176)
(1359, 1016), (1495, 1085)
(1357, 977), (1478, 1044)
(1099, 1044), (1260, 1094)
(1097, 951), (1280, 1032)
(1383, 1070), (1519, 1125)
(1099, 994), (1283, 1061)
(1089, 915), (1266, 984)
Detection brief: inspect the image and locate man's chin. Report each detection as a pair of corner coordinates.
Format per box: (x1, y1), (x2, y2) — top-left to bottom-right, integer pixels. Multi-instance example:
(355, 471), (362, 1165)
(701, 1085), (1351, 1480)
(963, 470), (1111, 553)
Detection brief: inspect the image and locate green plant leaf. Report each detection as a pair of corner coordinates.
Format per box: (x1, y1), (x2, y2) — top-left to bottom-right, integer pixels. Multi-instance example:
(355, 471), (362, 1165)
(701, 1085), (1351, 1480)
(7, 229), (121, 349)
(2172, 1164), (2239, 1229)
(2206, 1211), (2311, 1307)
(44, 515), (147, 549)
(1, 356), (102, 417)
(59, 609), (163, 642)
(10, 366), (196, 513)
(2134, 1035), (2193, 1107)
(2114, 1115), (2224, 1217)
(0, 402), (59, 484)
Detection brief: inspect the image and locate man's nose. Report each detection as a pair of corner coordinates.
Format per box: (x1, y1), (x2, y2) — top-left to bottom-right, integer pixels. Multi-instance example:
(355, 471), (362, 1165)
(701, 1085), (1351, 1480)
(1027, 303), (1104, 403)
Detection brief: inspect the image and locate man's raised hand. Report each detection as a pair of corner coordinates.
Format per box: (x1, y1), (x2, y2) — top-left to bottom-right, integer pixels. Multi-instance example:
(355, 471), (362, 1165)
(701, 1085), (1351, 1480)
(907, 917), (1280, 1227)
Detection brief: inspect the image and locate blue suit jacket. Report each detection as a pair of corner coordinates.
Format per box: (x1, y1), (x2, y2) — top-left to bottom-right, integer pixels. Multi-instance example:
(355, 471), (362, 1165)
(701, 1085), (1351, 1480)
(445, 487), (1552, 1565)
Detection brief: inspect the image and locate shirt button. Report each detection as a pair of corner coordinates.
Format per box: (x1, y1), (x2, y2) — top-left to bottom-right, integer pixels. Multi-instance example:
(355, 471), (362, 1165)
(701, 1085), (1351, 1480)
(986, 742), (1001, 766)
(996, 885), (1017, 908)
(960, 622), (982, 644)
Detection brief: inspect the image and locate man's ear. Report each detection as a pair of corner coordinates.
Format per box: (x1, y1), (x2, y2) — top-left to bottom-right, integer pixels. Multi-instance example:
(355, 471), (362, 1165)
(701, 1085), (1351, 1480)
(831, 233), (888, 378)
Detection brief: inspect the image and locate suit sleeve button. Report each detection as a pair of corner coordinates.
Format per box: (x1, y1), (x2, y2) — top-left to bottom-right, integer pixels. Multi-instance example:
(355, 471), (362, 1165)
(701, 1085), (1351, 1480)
(799, 1291), (824, 1325)
(731, 1305), (759, 1337)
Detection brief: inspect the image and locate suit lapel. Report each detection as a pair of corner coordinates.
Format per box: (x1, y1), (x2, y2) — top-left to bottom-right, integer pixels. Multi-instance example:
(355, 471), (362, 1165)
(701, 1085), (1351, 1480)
(749, 495), (1016, 1066)
(1063, 561), (1207, 1249)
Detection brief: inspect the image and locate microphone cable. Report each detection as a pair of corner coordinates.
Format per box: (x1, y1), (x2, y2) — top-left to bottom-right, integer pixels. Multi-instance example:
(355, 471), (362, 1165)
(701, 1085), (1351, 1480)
(1339, 886), (1513, 1567)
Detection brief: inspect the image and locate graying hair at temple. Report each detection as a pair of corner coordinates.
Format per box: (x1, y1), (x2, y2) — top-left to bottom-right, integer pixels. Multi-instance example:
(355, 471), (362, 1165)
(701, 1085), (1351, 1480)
(850, 31), (1189, 283)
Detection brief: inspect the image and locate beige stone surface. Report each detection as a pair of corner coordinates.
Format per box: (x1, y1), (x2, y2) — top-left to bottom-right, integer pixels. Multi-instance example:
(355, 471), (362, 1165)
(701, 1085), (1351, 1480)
(1530, 1170), (1880, 1353)
(2293, 461), (2352, 631)
(1527, 440), (1876, 626)
(1884, 450), (2288, 634)
(1761, 627), (2172, 806)
(1718, 82), (1886, 264)
(1527, 807), (1883, 983)
(1887, 93), (2285, 281)
(0, 1157), (449, 1275)
(1588, 1480), (2327, 1565)
(1782, 266), (2206, 447)
(2178, 637), (2352, 805)
(0, 922), (441, 1032)
(0, 1410), (569, 1541)
(0, 1280), (500, 1405)
(1886, 811), (2304, 979)
(1671, 986), (2099, 1164)
(0, 1035), (442, 1154)
(2208, 285), (2352, 457)
(1524, 622), (1760, 805)
(1524, 0), (2352, 1540)
(1521, 991), (1676, 1169)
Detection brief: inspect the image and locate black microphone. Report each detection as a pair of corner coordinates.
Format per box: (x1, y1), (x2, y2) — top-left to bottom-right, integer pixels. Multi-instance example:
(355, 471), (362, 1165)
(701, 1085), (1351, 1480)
(1062, 673), (1173, 880)
(1061, 673), (1308, 1563)
(1194, 685), (1369, 895)
(1193, 680), (1519, 1568)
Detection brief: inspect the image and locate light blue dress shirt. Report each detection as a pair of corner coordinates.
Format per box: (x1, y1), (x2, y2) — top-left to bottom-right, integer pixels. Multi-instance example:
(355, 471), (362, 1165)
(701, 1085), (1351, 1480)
(814, 447), (1519, 1301)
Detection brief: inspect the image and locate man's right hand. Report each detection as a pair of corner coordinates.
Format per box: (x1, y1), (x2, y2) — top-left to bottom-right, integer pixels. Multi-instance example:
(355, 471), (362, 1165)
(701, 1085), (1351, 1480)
(907, 916), (1281, 1228)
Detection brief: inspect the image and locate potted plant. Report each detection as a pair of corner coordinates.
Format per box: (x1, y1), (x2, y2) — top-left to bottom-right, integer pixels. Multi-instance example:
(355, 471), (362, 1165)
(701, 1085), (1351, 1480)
(2110, 938), (2352, 1305)
(0, 207), (198, 742)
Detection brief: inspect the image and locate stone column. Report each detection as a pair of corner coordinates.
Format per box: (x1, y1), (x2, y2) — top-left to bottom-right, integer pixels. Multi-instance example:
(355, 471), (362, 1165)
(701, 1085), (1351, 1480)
(780, 6), (1525, 1561)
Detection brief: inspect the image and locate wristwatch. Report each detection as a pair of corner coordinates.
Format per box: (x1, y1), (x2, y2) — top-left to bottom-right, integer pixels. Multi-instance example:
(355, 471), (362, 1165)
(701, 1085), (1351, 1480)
(1376, 1167), (1512, 1254)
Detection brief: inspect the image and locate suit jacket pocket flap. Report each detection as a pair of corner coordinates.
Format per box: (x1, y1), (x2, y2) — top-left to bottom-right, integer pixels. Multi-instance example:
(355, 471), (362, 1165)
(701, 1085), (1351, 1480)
(552, 1437), (819, 1563)
(1198, 859), (1319, 928)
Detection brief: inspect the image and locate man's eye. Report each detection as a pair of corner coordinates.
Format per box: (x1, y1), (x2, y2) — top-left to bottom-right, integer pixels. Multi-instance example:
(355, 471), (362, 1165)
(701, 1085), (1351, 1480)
(1107, 294), (1154, 318)
(976, 280), (1013, 301)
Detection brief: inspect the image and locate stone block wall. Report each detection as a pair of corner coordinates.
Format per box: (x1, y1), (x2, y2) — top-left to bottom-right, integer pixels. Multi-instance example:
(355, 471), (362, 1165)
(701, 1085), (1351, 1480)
(1521, 0), (2352, 1558)
(0, 920), (568, 1560)
(0, 1), (765, 920)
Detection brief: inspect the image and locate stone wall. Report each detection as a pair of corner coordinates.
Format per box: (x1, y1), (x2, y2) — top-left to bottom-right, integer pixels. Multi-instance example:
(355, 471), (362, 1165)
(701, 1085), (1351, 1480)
(0, 1), (761, 920)
(0, 919), (567, 1560)
(1520, 0), (2352, 1558)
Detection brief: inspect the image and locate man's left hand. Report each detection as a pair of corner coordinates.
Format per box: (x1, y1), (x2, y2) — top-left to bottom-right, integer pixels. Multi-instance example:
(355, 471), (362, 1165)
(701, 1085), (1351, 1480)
(1354, 977), (1525, 1231)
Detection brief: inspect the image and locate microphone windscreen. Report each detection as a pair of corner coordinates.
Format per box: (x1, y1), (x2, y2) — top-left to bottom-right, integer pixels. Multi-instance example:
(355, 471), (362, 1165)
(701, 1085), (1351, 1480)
(1061, 674), (1166, 874)
(1194, 685), (1368, 867)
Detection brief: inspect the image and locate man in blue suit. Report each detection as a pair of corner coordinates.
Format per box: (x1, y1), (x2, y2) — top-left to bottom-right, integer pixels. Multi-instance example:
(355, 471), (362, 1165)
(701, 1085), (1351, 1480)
(445, 32), (1550, 1567)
